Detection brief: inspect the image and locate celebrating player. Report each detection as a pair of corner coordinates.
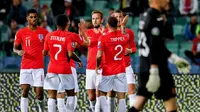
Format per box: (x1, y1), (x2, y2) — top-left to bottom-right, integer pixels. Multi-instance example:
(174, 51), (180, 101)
(84, 10), (105, 112)
(107, 10), (137, 111)
(13, 9), (48, 112)
(43, 14), (79, 112)
(128, 0), (190, 112)
(56, 19), (89, 111)
(95, 16), (129, 112)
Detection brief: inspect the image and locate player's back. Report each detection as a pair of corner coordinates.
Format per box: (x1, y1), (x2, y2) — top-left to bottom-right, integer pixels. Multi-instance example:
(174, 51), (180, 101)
(45, 30), (72, 74)
(100, 30), (128, 75)
(138, 8), (169, 72)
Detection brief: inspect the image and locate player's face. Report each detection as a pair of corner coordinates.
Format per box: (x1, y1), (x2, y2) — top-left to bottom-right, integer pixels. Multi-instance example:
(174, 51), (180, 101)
(92, 13), (102, 28)
(159, 0), (169, 9)
(113, 12), (123, 27)
(27, 13), (38, 26)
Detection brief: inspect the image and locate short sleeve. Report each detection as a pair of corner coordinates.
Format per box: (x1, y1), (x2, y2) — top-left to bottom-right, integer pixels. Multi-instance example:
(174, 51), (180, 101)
(43, 29), (49, 41)
(44, 35), (49, 51)
(66, 38), (74, 51)
(127, 29), (136, 52)
(14, 30), (21, 45)
(72, 33), (83, 45)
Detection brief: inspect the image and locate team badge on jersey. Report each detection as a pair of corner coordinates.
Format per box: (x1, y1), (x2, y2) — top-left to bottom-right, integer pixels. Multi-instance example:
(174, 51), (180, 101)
(72, 42), (75, 48)
(151, 27), (160, 36)
(126, 34), (129, 38)
(38, 34), (44, 42)
(98, 41), (101, 48)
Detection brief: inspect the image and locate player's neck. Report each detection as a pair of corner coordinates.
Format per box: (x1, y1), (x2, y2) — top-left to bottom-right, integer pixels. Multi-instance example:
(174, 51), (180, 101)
(28, 25), (37, 31)
(93, 28), (100, 33)
(108, 28), (116, 33)
(150, 3), (162, 12)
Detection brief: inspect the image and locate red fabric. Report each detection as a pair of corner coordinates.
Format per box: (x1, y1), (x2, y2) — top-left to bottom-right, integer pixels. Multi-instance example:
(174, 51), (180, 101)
(184, 0), (192, 12)
(124, 28), (136, 67)
(86, 29), (102, 69)
(14, 26), (48, 69)
(192, 37), (200, 53)
(44, 30), (73, 74)
(98, 30), (128, 76)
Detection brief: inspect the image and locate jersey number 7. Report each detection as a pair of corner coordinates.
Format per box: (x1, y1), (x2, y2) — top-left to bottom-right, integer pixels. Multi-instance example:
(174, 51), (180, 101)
(53, 44), (62, 60)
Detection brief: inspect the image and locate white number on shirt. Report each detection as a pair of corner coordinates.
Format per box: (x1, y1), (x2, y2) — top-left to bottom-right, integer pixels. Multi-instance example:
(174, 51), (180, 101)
(138, 31), (149, 57)
(114, 45), (123, 60)
(25, 39), (30, 46)
(53, 44), (62, 60)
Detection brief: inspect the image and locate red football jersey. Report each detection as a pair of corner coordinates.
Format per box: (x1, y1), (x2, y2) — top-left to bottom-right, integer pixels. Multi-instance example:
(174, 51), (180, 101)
(44, 30), (73, 74)
(68, 32), (84, 68)
(104, 28), (136, 67)
(86, 29), (102, 69)
(192, 37), (200, 53)
(14, 26), (48, 69)
(98, 30), (128, 76)
(124, 28), (136, 67)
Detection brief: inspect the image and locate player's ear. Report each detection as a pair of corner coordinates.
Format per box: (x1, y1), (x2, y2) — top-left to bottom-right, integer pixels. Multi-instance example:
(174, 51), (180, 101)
(26, 15), (29, 21)
(101, 18), (104, 24)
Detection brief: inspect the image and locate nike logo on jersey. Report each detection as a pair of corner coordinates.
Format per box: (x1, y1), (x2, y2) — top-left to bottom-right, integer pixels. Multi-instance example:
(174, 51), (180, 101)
(26, 36), (31, 39)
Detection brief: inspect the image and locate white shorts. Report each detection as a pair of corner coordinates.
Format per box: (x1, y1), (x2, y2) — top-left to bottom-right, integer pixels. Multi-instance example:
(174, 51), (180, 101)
(86, 69), (100, 89)
(126, 65), (136, 84)
(71, 67), (79, 92)
(98, 73), (127, 93)
(44, 73), (75, 92)
(20, 69), (44, 87)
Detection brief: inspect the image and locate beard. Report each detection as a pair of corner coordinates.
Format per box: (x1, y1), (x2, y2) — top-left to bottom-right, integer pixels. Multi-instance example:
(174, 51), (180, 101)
(94, 24), (100, 28)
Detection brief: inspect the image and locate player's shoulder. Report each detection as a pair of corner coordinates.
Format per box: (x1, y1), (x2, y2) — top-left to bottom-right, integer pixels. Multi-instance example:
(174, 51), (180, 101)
(69, 32), (78, 36)
(44, 31), (54, 40)
(86, 29), (94, 34)
(37, 26), (49, 33)
(17, 27), (28, 33)
(125, 28), (134, 34)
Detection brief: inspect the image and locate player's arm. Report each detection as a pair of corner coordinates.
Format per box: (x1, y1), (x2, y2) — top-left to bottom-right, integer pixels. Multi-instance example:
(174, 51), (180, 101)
(80, 31), (90, 47)
(13, 31), (24, 56)
(78, 19), (90, 47)
(13, 43), (24, 56)
(125, 30), (136, 55)
(144, 17), (162, 93)
(96, 36), (104, 74)
(68, 51), (82, 68)
(120, 15), (129, 34)
(43, 34), (49, 56)
(96, 50), (102, 74)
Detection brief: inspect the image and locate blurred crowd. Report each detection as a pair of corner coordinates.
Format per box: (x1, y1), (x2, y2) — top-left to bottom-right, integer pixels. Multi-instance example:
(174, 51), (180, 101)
(0, 0), (200, 69)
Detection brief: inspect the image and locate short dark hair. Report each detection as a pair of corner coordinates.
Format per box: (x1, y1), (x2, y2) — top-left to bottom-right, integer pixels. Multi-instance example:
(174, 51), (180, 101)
(92, 10), (103, 19)
(114, 9), (123, 14)
(56, 14), (69, 28)
(27, 9), (38, 16)
(108, 17), (118, 28)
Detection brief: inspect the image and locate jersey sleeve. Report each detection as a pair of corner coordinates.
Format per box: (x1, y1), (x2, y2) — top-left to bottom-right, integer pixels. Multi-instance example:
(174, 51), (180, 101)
(43, 29), (49, 41)
(73, 33), (84, 45)
(127, 29), (136, 53)
(14, 30), (21, 45)
(66, 38), (74, 51)
(147, 18), (168, 65)
(98, 36), (105, 51)
(44, 34), (49, 51)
